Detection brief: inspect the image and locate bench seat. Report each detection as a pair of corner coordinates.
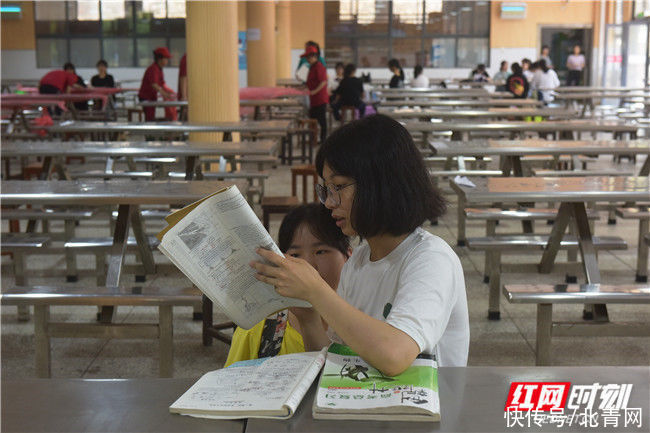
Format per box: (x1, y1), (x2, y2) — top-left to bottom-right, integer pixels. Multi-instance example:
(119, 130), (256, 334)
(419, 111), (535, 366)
(467, 235), (627, 320)
(0, 285), (201, 377)
(503, 283), (650, 365)
(1, 209), (95, 220)
(533, 169), (634, 177)
(465, 207), (599, 221)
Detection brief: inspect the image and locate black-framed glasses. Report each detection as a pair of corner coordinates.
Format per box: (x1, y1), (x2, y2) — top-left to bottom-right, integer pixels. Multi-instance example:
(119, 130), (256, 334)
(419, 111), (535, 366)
(315, 182), (355, 206)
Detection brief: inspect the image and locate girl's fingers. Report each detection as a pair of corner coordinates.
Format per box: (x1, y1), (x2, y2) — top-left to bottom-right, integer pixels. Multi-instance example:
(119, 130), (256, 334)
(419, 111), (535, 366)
(253, 272), (279, 287)
(250, 260), (282, 277)
(256, 248), (285, 265)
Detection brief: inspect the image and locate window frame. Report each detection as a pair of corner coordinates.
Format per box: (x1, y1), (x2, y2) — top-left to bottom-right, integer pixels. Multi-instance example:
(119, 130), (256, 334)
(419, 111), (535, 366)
(34, 0), (185, 68)
(325, 0), (491, 68)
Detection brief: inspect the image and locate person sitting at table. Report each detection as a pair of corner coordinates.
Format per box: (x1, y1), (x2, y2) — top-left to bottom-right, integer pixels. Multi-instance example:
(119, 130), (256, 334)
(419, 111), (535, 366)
(387, 58), (404, 88)
(410, 65), (429, 88)
(492, 61), (510, 91)
(328, 62), (344, 96)
(330, 63), (366, 121)
(506, 62), (529, 99)
(531, 59), (559, 104)
(91, 59), (115, 88)
(138, 47), (175, 121)
(91, 59), (115, 110)
(470, 64), (490, 83)
(251, 114), (470, 372)
(225, 203), (351, 366)
(64, 62), (89, 111)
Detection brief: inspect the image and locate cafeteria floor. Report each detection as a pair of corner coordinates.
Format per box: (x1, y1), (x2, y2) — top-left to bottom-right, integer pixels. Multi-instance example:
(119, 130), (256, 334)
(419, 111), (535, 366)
(1, 153), (648, 379)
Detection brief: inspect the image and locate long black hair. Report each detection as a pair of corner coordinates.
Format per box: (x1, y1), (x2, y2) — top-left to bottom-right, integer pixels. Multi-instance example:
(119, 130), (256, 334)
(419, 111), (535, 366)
(388, 58), (404, 78)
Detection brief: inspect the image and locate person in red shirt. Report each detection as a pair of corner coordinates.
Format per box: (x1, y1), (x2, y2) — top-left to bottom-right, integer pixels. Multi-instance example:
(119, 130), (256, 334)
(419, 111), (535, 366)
(138, 47), (174, 121)
(39, 69), (80, 94)
(303, 45), (329, 145)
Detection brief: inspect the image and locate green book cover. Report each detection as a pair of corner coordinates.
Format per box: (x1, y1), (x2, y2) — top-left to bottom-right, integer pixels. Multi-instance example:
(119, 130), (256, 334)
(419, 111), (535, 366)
(313, 343), (440, 421)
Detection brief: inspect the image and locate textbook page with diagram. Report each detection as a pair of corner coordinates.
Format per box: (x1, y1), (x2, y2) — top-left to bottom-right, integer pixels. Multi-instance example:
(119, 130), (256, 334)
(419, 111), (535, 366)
(157, 185), (310, 330)
(170, 349), (327, 419)
(313, 343), (440, 422)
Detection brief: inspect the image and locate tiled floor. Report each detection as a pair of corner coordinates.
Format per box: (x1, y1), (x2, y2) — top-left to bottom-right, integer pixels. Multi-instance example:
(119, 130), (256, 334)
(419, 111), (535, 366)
(1, 150), (648, 379)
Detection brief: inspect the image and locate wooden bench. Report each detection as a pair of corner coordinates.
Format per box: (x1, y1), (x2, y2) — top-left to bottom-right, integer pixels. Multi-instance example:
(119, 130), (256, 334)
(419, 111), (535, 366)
(467, 235), (627, 320)
(65, 236), (160, 284)
(0, 286), (201, 377)
(616, 207), (650, 282)
(503, 283), (650, 365)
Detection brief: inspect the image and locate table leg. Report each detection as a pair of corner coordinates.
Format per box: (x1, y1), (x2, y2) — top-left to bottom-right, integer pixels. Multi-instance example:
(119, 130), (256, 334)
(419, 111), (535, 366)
(130, 205), (156, 277)
(34, 305), (51, 378)
(101, 204), (132, 323)
(539, 202), (572, 273)
(158, 305), (173, 378)
(536, 304), (553, 366)
(639, 155), (649, 176)
(184, 156), (197, 180)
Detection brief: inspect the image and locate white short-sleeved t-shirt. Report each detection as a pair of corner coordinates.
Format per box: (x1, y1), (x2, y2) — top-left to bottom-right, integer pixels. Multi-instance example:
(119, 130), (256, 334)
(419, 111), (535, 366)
(327, 228), (470, 367)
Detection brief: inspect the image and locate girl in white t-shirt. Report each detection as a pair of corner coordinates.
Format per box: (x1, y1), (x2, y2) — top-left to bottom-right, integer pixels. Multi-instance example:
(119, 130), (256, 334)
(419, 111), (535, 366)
(251, 114), (470, 375)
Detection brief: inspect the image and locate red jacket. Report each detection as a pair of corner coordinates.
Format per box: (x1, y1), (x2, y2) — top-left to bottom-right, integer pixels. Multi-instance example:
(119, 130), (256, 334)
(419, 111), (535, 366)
(40, 70), (77, 92)
(138, 62), (165, 101)
(306, 61), (329, 107)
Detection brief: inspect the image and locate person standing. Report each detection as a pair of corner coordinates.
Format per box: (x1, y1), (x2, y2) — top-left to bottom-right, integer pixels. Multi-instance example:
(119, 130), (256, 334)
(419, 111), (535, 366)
(304, 45), (329, 145)
(178, 53), (188, 120)
(532, 60), (560, 104)
(492, 61), (510, 91)
(539, 45), (553, 69)
(566, 45), (585, 86)
(138, 47), (174, 121)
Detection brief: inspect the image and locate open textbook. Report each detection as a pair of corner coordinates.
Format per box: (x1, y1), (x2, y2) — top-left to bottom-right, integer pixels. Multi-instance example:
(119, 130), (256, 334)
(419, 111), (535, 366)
(170, 344), (439, 422)
(313, 343), (440, 422)
(157, 185), (310, 330)
(170, 350), (327, 419)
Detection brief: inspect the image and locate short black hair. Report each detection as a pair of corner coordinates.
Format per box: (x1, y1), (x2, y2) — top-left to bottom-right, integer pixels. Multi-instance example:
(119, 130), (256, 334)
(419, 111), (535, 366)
(278, 203), (350, 256)
(316, 114), (446, 238)
(414, 65), (423, 78)
(522, 58), (531, 65)
(63, 62), (75, 71)
(96, 59), (108, 68)
(343, 63), (356, 78)
(387, 58), (401, 69)
(541, 44), (549, 51)
(511, 62), (522, 74)
(335, 62), (344, 70)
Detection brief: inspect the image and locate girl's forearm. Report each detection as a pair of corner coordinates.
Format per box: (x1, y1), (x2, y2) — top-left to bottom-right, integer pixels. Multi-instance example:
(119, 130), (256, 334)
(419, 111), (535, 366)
(309, 288), (419, 376)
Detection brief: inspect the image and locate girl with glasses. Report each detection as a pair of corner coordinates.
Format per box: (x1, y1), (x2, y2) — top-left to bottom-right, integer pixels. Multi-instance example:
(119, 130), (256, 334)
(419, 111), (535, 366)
(226, 203), (350, 366)
(251, 114), (469, 375)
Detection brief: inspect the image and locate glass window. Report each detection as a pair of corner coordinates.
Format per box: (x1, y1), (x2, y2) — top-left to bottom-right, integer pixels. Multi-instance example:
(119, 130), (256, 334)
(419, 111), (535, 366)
(357, 38), (389, 67)
(392, 0), (424, 37)
(429, 38), (455, 67)
(356, 0), (390, 34)
(35, 1), (67, 35)
(169, 38), (186, 67)
(68, 1), (101, 34)
(325, 1), (355, 34)
(70, 39), (101, 67)
(103, 38), (134, 67)
(36, 38), (68, 68)
(167, 0), (186, 18)
(457, 37), (488, 68)
(137, 38), (167, 67)
(135, 1), (167, 34)
(102, 1), (133, 36)
(324, 37), (355, 67)
(392, 38), (423, 67)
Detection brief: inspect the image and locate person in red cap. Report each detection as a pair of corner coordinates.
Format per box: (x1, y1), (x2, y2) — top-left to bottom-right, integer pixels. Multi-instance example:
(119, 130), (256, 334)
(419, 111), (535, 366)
(303, 45), (329, 145)
(138, 47), (174, 121)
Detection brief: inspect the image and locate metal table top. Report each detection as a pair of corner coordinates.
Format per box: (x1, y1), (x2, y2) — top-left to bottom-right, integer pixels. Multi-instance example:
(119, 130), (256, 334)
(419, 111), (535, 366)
(451, 176), (650, 203)
(431, 139), (650, 156)
(405, 120), (638, 133)
(1, 378), (244, 433)
(1, 140), (277, 158)
(137, 100), (301, 108)
(555, 92), (650, 100)
(380, 99), (543, 107)
(557, 86), (650, 92)
(48, 120), (291, 134)
(0, 180), (243, 206)
(380, 107), (578, 120)
(247, 366), (649, 433)
(139, 100), (188, 107)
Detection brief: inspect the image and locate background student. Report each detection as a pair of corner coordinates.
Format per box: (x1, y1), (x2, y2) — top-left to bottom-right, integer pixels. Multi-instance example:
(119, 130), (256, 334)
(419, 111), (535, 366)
(411, 65), (429, 88)
(138, 47), (174, 121)
(492, 61), (510, 91)
(566, 45), (585, 86)
(296, 41), (325, 82)
(330, 63), (366, 121)
(225, 203), (350, 366)
(506, 62), (529, 99)
(303, 45), (329, 145)
(539, 45), (553, 68)
(470, 64), (490, 82)
(328, 62), (344, 95)
(387, 58), (404, 88)
(90, 59), (115, 88)
(64, 62), (88, 111)
(521, 58), (534, 83)
(251, 114), (470, 375)
(531, 59), (560, 104)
